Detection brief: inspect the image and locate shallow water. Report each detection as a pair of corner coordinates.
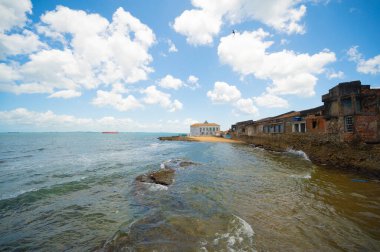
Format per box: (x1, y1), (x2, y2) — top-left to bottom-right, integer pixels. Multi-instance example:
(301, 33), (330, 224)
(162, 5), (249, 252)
(0, 133), (379, 251)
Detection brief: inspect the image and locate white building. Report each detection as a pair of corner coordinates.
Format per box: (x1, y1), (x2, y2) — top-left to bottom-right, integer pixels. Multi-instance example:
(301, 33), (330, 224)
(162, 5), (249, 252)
(190, 121), (220, 136)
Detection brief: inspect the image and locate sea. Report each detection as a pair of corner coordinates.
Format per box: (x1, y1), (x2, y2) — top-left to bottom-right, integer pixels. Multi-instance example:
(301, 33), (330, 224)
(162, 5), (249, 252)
(0, 132), (379, 251)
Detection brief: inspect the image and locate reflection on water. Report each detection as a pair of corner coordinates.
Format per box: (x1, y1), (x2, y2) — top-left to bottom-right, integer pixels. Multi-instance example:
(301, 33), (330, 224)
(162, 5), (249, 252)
(0, 133), (379, 251)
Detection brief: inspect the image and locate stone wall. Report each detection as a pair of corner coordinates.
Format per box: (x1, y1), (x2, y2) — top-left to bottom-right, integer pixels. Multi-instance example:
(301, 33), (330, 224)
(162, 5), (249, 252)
(236, 133), (380, 177)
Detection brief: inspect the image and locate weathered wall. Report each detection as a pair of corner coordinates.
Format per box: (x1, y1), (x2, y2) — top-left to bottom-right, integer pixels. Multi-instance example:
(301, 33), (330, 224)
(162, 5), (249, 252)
(236, 133), (380, 177)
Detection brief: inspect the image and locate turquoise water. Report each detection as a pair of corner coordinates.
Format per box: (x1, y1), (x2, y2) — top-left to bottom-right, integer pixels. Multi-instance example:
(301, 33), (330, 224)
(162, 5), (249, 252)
(0, 133), (379, 251)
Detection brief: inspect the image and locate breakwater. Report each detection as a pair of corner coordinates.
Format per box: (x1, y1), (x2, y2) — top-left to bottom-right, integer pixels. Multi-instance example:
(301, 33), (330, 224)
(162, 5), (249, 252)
(235, 133), (380, 177)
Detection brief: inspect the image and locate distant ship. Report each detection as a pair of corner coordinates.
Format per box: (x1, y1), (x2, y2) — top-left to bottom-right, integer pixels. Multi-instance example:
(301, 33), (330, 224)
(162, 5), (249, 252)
(101, 131), (119, 134)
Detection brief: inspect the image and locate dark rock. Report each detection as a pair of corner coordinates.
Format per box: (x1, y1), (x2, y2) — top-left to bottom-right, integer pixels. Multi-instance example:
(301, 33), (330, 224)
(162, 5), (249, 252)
(136, 168), (175, 186)
(158, 136), (198, 142)
(150, 168), (175, 185)
(179, 161), (198, 167)
(135, 174), (153, 183)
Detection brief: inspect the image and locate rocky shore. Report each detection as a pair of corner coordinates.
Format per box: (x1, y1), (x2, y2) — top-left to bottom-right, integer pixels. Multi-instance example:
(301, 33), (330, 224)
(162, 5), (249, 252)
(158, 135), (243, 143)
(237, 134), (380, 178)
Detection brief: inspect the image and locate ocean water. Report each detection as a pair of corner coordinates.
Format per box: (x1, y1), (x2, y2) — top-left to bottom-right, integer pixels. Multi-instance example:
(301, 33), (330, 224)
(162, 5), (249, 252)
(0, 132), (379, 251)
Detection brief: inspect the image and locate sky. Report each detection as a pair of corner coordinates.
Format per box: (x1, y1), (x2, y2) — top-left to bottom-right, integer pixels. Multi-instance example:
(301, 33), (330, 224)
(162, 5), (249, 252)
(0, 0), (380, 132)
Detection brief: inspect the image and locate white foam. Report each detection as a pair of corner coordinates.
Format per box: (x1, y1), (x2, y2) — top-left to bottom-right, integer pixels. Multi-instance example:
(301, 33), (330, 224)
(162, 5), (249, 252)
(212, 215), (255, 251)
(150, 143), (160, 148)
(286, 148), (310, 161)
(290, 174), (311, 179)
(143, 183), (168, 191)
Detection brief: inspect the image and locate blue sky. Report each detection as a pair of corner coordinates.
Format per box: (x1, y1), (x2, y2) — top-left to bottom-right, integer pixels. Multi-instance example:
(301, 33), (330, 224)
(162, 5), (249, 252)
(0, 0), (379, 132)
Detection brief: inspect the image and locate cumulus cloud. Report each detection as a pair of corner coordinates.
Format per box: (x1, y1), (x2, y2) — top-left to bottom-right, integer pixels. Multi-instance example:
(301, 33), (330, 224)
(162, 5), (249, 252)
(347, 46), (380, 75)
(253, 93), (289, 108)
(0, 30), (45, 58)
(1, 6), (156, 97)
(168, 39), (178, 53)
(173, 0), (307, 45)
(0, 1), (46, 59)
(326, 69), (344, 79)
(233, 98), (259, 115)
(186, 75), (200, 89)
(0, 0), (32, 32)
(207, 81), (259, 115)
(142, 85), (183, 112)
(158, 74), (183, 89)
(48, 90), (82, 99)
(207, 81), (241, 103)
(92, 90), (143, 111)
(218, 29), (336, 97)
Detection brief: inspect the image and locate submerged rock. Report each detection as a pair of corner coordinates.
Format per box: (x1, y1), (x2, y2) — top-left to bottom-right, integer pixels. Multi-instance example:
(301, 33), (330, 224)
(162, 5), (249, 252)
(179, 161), (198, 167)
(162, 159), (199, 169)
(136, 168), (175, 186)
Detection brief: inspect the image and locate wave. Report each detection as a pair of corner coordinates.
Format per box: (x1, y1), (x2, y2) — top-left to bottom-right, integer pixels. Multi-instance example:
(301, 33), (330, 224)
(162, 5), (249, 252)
(0, 178), (92, 210)
(22, 148), (45, 153)
(0, 188), (39, 201)
(102, 212), (256, 251)
(160, 158), (199, 170)
(290, 174), (312, 179)
(142, 182), (168, 191)
(210, 215), (255, 252)
(286, 148), (311, 161)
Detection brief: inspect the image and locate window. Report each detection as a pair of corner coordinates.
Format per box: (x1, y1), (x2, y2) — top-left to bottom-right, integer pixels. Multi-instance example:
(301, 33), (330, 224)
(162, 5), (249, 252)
(300, 123), (306, 133)
(293, 123), (306, 133)
(312, 120), (317, 129)
(294, 124), (299, 132)
(345, 116), (353, 132)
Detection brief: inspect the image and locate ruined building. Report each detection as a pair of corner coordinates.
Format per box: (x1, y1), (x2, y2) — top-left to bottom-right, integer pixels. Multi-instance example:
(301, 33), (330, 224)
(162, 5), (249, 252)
(232, 81), (380, 143)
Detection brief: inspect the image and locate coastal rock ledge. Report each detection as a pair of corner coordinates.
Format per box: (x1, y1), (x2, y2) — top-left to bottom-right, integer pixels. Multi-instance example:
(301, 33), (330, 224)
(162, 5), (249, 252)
(136, 168), (175, 186)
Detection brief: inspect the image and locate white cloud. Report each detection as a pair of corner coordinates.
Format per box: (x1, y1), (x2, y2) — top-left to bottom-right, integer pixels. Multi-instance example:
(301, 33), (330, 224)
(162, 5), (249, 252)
(207, 81), (258, 115)
(92, 90), (143, 111)
(253, 93), (289, 108)
(0, 108), (198, 132)
(142, 85), (183, 112)
(1, 6), (156, 96)
(173, 0), (307, 45)
(186, 75), (200, 89)
(168, 39), (178, 53)
(347, 46), (362, 62)
(21, 49), (96, 90)
(0, 108), (92, 129)
(326, 69), (344, 79)
(0, 1), (45, 59)
(280, 38), (290, 45)
(48, 90), (82, 99)
(0, 63), (20, 83)
(207, 81), (241, 103)
(0, 0), (32, 32)
(0, 30), (45, 58)
(158, 74), (183, 89)
(0, 108), (148, 131)
(173, 8), (222, 45)
(347, 46), (380, 75)
(218, 29), (336, 97)
(233, 98), (259, 115)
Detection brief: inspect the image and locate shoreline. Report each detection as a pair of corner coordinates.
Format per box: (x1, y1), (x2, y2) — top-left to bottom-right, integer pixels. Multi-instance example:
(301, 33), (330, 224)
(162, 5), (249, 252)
(159, 134), (380, 178)
(158, 135), (244, 144)
(235, 135), (380, 179)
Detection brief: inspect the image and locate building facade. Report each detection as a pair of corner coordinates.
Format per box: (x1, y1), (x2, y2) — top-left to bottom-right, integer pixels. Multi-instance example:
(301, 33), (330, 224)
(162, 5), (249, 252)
(232, 81), (380, 143)
(190, 121), (220, 136)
